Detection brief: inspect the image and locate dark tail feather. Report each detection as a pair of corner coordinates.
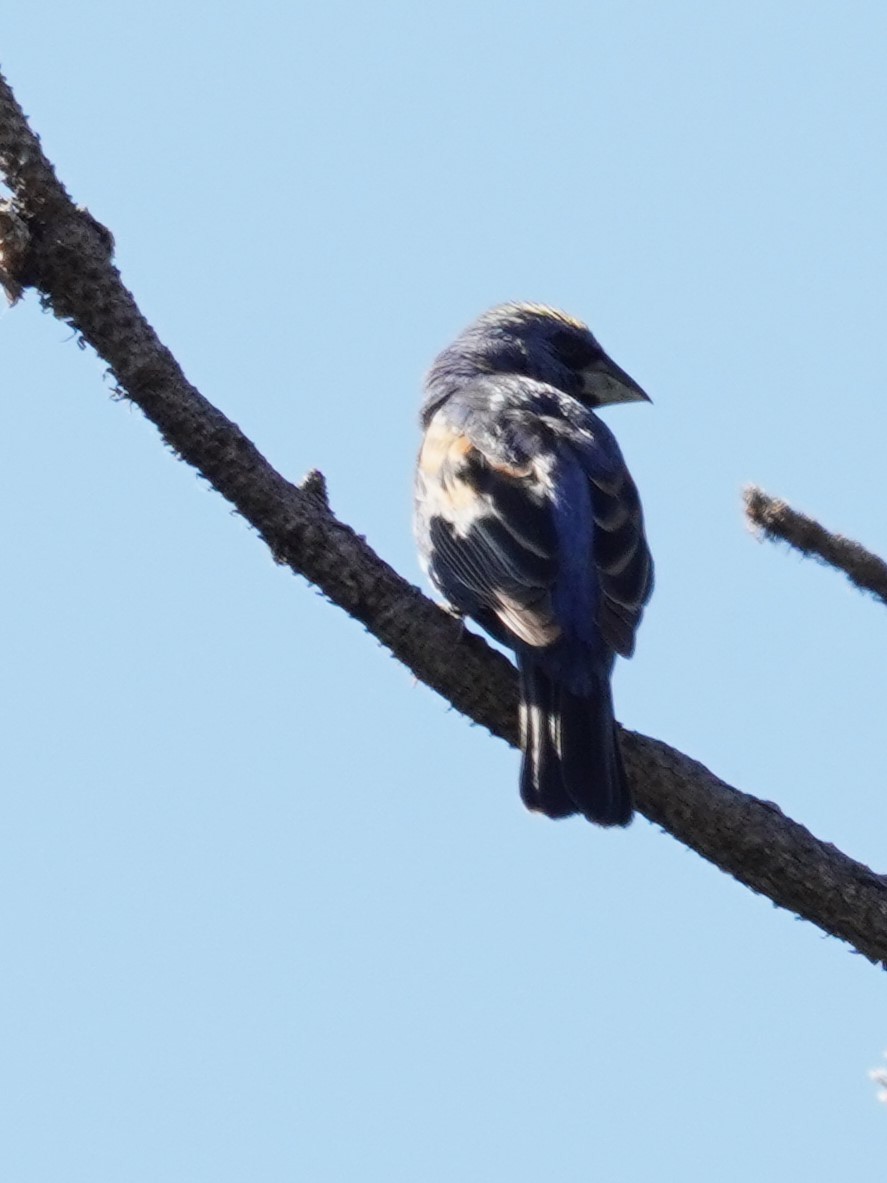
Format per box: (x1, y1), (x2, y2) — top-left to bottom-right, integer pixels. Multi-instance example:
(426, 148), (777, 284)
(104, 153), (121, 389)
(519, 663), (576, 819)
(518, 660), (633, 827)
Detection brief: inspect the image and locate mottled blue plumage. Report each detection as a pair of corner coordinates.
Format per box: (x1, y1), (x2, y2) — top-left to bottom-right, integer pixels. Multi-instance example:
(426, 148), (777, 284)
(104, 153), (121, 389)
(415, 303), (653, 825)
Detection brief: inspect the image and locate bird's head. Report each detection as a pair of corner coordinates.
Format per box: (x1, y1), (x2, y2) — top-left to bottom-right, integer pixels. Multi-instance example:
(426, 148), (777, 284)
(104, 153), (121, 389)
(426, 302), (650, 411)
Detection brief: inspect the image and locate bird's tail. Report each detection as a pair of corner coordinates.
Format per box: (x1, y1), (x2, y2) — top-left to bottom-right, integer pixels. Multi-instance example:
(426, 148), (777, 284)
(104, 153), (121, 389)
(518, 660), (633, 827)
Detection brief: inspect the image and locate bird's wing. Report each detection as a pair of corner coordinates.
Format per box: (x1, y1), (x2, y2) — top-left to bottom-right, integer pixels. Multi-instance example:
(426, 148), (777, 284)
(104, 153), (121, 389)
(566, 419), (653, 658)
(416, 382), (653, 658)
(416, 401), (562, 648)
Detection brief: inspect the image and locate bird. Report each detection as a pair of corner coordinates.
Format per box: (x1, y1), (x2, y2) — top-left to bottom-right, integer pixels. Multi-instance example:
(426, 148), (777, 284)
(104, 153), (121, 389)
(414, 303), (653, 826)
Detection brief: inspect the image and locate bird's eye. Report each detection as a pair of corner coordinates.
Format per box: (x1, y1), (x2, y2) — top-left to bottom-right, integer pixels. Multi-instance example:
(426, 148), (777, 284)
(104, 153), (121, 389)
(549, 329), (598, 370)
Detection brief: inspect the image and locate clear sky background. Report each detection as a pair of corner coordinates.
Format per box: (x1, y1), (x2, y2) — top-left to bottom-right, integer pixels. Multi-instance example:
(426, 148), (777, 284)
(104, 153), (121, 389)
(2, 3), (886, 1179)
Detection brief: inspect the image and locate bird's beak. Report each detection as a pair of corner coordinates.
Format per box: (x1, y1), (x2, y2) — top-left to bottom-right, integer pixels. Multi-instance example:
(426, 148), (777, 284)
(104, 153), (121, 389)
(581, 354), (651, 406)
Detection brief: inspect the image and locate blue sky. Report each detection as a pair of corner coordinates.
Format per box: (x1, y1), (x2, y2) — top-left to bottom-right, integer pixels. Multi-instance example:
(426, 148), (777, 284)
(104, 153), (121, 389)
(3, 3), (887, 1179)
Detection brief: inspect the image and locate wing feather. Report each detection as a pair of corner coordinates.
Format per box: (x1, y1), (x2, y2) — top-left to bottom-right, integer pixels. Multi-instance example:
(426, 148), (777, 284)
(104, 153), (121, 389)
(416, 378), (653, 660)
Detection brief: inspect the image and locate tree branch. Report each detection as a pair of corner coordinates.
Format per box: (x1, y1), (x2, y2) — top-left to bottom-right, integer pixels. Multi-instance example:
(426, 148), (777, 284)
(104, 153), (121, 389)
(745, 485), (887, 607)
(3, 67), (887, 967)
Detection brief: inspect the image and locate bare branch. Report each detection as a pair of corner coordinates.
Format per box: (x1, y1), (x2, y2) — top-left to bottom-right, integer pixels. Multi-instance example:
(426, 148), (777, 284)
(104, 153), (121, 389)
(745, 486), (887, 606)
(3, 67), (887, 967)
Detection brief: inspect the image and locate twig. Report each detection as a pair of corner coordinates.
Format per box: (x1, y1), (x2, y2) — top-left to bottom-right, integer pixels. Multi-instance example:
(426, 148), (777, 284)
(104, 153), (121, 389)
(745, 486), (887, 606)
(3, 67), (887, 967)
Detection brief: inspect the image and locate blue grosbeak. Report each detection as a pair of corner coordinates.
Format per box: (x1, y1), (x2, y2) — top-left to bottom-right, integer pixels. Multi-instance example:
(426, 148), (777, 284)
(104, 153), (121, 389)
(415, 303), (652, 825)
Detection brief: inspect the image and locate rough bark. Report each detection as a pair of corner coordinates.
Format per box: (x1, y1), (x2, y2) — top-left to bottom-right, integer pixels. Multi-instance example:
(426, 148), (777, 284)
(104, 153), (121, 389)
(745, 486), (887, 607)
